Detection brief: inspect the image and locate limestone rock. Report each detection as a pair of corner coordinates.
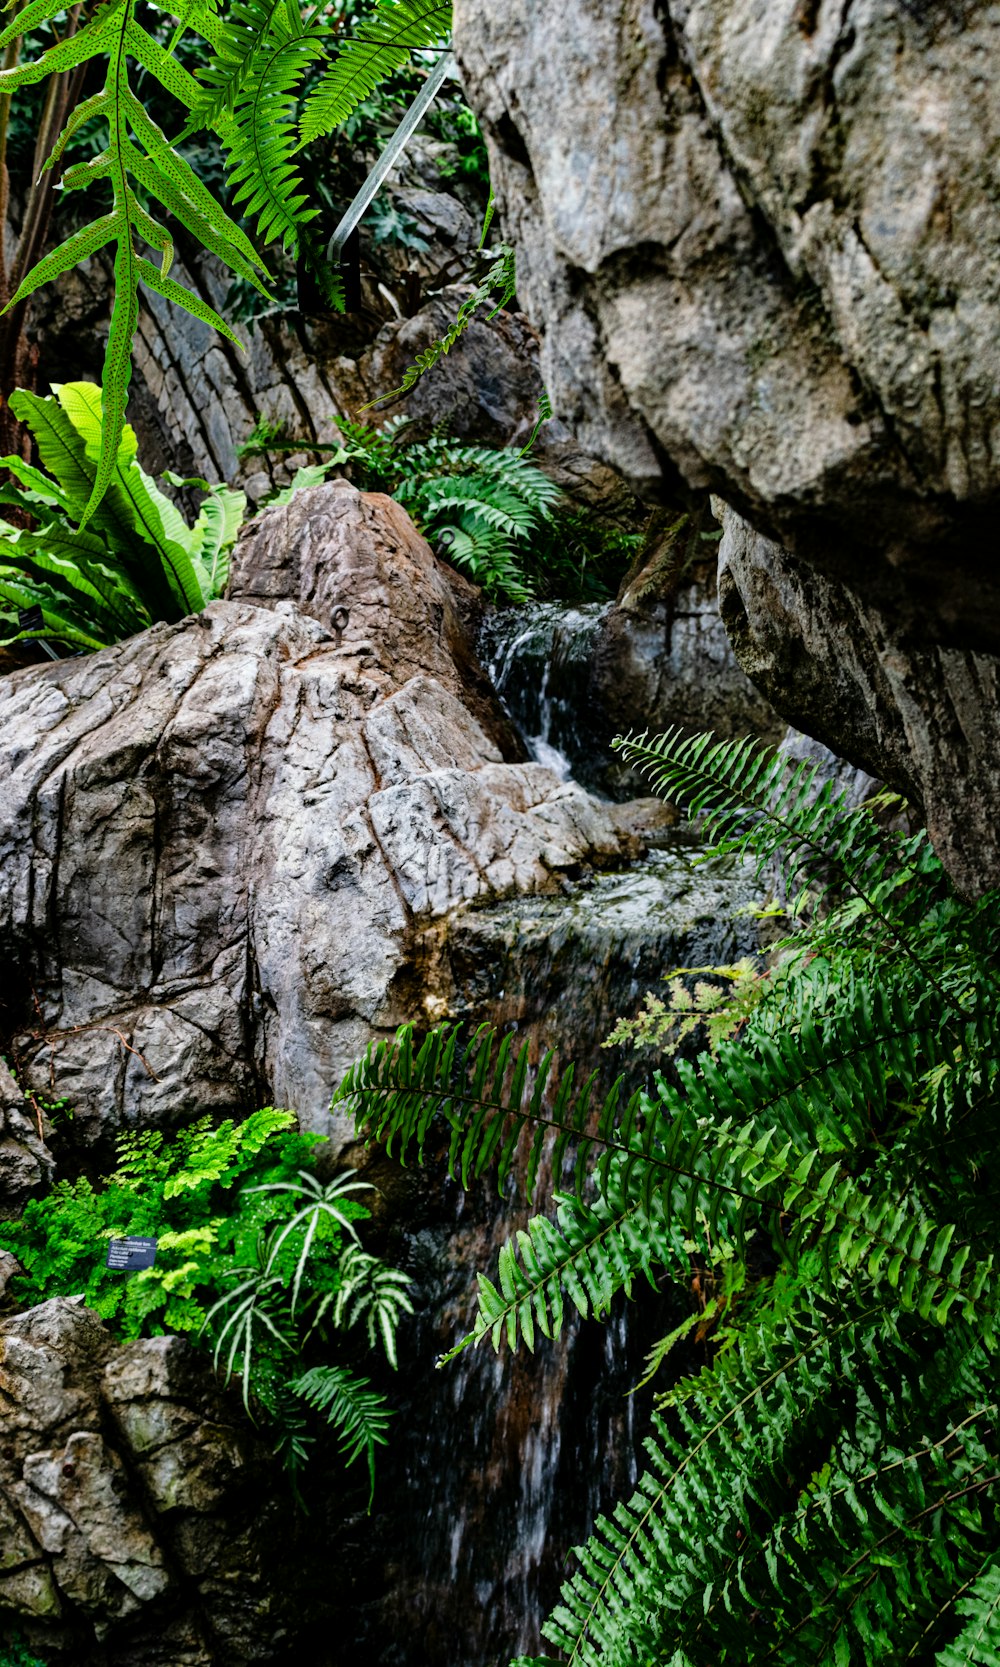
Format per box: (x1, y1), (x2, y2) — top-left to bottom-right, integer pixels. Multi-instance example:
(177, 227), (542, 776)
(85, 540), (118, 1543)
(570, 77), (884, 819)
(0, 482), (666, 1140)
(453, 1), (1000, 637)
(0, 1300), (293, 1663)
(717, 503), (1000, 897)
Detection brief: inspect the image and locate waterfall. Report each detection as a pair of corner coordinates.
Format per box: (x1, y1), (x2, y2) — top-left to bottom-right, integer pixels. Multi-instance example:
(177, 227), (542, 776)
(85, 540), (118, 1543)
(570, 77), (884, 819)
(317, 601), (765, 1665)
(477, 602), (612, 790)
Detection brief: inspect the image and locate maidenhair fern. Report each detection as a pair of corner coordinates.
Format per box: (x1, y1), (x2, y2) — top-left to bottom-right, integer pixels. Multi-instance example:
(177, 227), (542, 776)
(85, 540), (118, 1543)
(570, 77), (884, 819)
(335, 727), (1000, 1664)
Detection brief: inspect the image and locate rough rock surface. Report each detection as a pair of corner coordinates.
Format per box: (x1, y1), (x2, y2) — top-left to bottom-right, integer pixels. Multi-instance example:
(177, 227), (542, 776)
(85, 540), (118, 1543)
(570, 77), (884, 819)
(0, 1298), (294, 1664)
(454, 1), (1000, 619)
(0, 1060), (53, 1219)
(478, 552), (781, 799)
(717, 503), (1000, 896)
(453, 0), (1000, 887)
(0, 482), (664, 1140)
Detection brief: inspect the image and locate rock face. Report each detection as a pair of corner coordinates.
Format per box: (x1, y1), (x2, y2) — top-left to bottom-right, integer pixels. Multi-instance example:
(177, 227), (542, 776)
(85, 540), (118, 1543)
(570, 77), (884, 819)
(0, 1061), (53, 1220)
(454, 0), (1000, 613)
(0, 1298), (292, 1665)
(478, 560), (781, 799)
(453, 0), (1000, 887)
(718, 503), (1000, 896)
(0, 482), (664, 1141)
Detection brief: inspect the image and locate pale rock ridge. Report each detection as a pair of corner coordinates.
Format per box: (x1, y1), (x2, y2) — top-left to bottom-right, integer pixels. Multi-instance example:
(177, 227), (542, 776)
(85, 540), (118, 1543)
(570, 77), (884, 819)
(0, 481), (661, 1139)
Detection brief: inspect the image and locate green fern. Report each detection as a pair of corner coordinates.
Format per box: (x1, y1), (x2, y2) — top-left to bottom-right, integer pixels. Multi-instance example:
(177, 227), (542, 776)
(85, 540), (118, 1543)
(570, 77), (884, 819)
(298, 0), (451, 145)
(0, 382), (245, 650)
(0, 0), (269, 524)
(289, 1363), (394, 1502)
(336, 725), (1000, 1666)
(338, 421), (563, 600)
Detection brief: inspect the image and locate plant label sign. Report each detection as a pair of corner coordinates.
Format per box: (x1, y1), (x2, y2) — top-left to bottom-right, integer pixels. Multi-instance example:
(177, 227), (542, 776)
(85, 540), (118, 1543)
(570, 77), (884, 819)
(106, 1237), (158, 1272)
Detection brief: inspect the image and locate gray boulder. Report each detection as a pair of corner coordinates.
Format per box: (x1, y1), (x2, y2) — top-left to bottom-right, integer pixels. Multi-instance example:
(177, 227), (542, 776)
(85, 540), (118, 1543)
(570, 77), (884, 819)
(717, 503), (1000, 897)
(0, 1299), (290, 1664)
(0, 1060), (53, 1219)
(0, 482), (666, 1142)
(452, 0), (1000, 887)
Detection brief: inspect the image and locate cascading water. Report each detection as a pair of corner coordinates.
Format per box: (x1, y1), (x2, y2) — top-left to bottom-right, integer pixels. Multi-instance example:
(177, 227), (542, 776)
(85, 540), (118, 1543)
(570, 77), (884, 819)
(477, 603), (612, 790)
(307, 603), (766, 1666)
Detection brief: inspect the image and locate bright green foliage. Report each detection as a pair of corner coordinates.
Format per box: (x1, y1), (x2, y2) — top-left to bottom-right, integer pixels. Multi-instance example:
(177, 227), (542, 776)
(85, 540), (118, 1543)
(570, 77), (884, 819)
(0, 1110), (412, 1490)
(363, 231), (516, 411)
(336, 726), (1000, 1664)
(0, 0), (452, 516)
(0, 1636), (48, 1667)
(0, 0), (269, 523)
(339, 419), (563, 600)
(604, 957), (763, 1057)
(0, 382), (244, 650)
(297, 0), (451, 145)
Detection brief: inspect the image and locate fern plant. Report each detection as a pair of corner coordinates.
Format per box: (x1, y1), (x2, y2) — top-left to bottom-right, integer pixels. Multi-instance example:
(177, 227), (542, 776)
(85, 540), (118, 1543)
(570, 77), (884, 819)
(334, 726), (1000, 1664)
(0, 381), (244, 650)
(0, 1109), (412, 1496)
(0, 0), (451, 514)
(339, 418), (563, 600)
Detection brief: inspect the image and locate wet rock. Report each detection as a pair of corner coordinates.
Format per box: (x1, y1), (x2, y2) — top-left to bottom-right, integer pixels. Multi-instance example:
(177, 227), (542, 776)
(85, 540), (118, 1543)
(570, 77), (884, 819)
(0, 1299), (297, 1664)
(0, 482), (670, 1143)
(477, 554), (781, 799)
(0, 1060), (54, 1219)
(717, 503), (1000, 896)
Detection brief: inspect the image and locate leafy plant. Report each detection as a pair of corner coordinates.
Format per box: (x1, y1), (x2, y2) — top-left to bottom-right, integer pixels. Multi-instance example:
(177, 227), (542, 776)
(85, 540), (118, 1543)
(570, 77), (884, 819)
(0, 381), (244, 650)
(0, 1636), (48, 1667)
(340, 416), (560, 600)
(334, 726), (1000, 1664)
(0, 1108), (412, 1492)
(0, 0), (452, 513)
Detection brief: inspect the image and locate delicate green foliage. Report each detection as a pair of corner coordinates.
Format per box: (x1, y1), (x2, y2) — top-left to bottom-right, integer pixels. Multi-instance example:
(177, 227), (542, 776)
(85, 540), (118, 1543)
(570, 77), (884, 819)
(0, 383), (244, 650)
(0, 1636), (48, 1667)
(338, 725), (1000, 1664)
(289, 1363), (393, 1503)
(0, 1109), (410, 1491)
(298, 0), (451, 146)
(604, 957), (763, 1057)
(0, 0), (459, 515)
(210, 0), (326, 250)
(338, 419), (562, 600)
(0, 0), (269, 522)
(936, 1558), (1000, 1665)
(363, 237), (516, 410)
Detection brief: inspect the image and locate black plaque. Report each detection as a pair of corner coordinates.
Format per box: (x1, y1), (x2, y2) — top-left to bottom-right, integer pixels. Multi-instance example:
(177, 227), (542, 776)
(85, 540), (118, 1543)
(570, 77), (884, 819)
(105, 1236), (158, 1271)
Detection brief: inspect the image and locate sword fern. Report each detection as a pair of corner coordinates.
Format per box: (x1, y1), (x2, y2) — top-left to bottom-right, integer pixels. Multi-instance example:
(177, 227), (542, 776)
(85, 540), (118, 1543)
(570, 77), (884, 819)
(335, 727), (1000, 1665)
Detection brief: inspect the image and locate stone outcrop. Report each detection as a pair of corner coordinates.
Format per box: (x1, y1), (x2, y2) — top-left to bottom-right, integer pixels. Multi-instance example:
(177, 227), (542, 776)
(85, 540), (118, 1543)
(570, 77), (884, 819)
(454, 0), (1000, 889)
(454, 0), (1000, 608)
(717, 503), (1000, 896)
(0, 481), (666, 1142)
(0, 1060), (53, 1220)
(0, 1298), (297, 1664)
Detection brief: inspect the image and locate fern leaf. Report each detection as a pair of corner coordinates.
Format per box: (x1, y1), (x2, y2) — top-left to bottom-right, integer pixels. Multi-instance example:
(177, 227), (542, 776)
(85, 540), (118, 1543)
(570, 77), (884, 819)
(936, 1558), (1000, 1665)
(299, 0), (451, 146)
(222, 20), (324, 252)
(290, 1363), (393, 1500)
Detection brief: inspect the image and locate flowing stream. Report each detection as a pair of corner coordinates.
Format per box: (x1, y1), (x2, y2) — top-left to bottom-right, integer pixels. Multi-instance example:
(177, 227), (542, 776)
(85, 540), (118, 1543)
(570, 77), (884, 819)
(309, 604), (765, 1664)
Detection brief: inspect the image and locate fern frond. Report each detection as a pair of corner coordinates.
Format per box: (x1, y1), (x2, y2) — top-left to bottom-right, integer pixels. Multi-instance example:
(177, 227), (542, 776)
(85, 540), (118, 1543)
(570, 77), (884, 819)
(0, 0), (270, 521)
(935, 1557), (1000, 1665)
(336, 1021), (642, 1209)
(218, 5), (325, 251)
(298, 0), (451, 146)
(289, 1362), (393, 1500)
(535, 1306), (997, 1667)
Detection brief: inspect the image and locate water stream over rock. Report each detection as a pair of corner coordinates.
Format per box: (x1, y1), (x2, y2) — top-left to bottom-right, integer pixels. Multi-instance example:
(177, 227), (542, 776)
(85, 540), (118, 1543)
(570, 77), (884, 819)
(329, 610), (767, 1665)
